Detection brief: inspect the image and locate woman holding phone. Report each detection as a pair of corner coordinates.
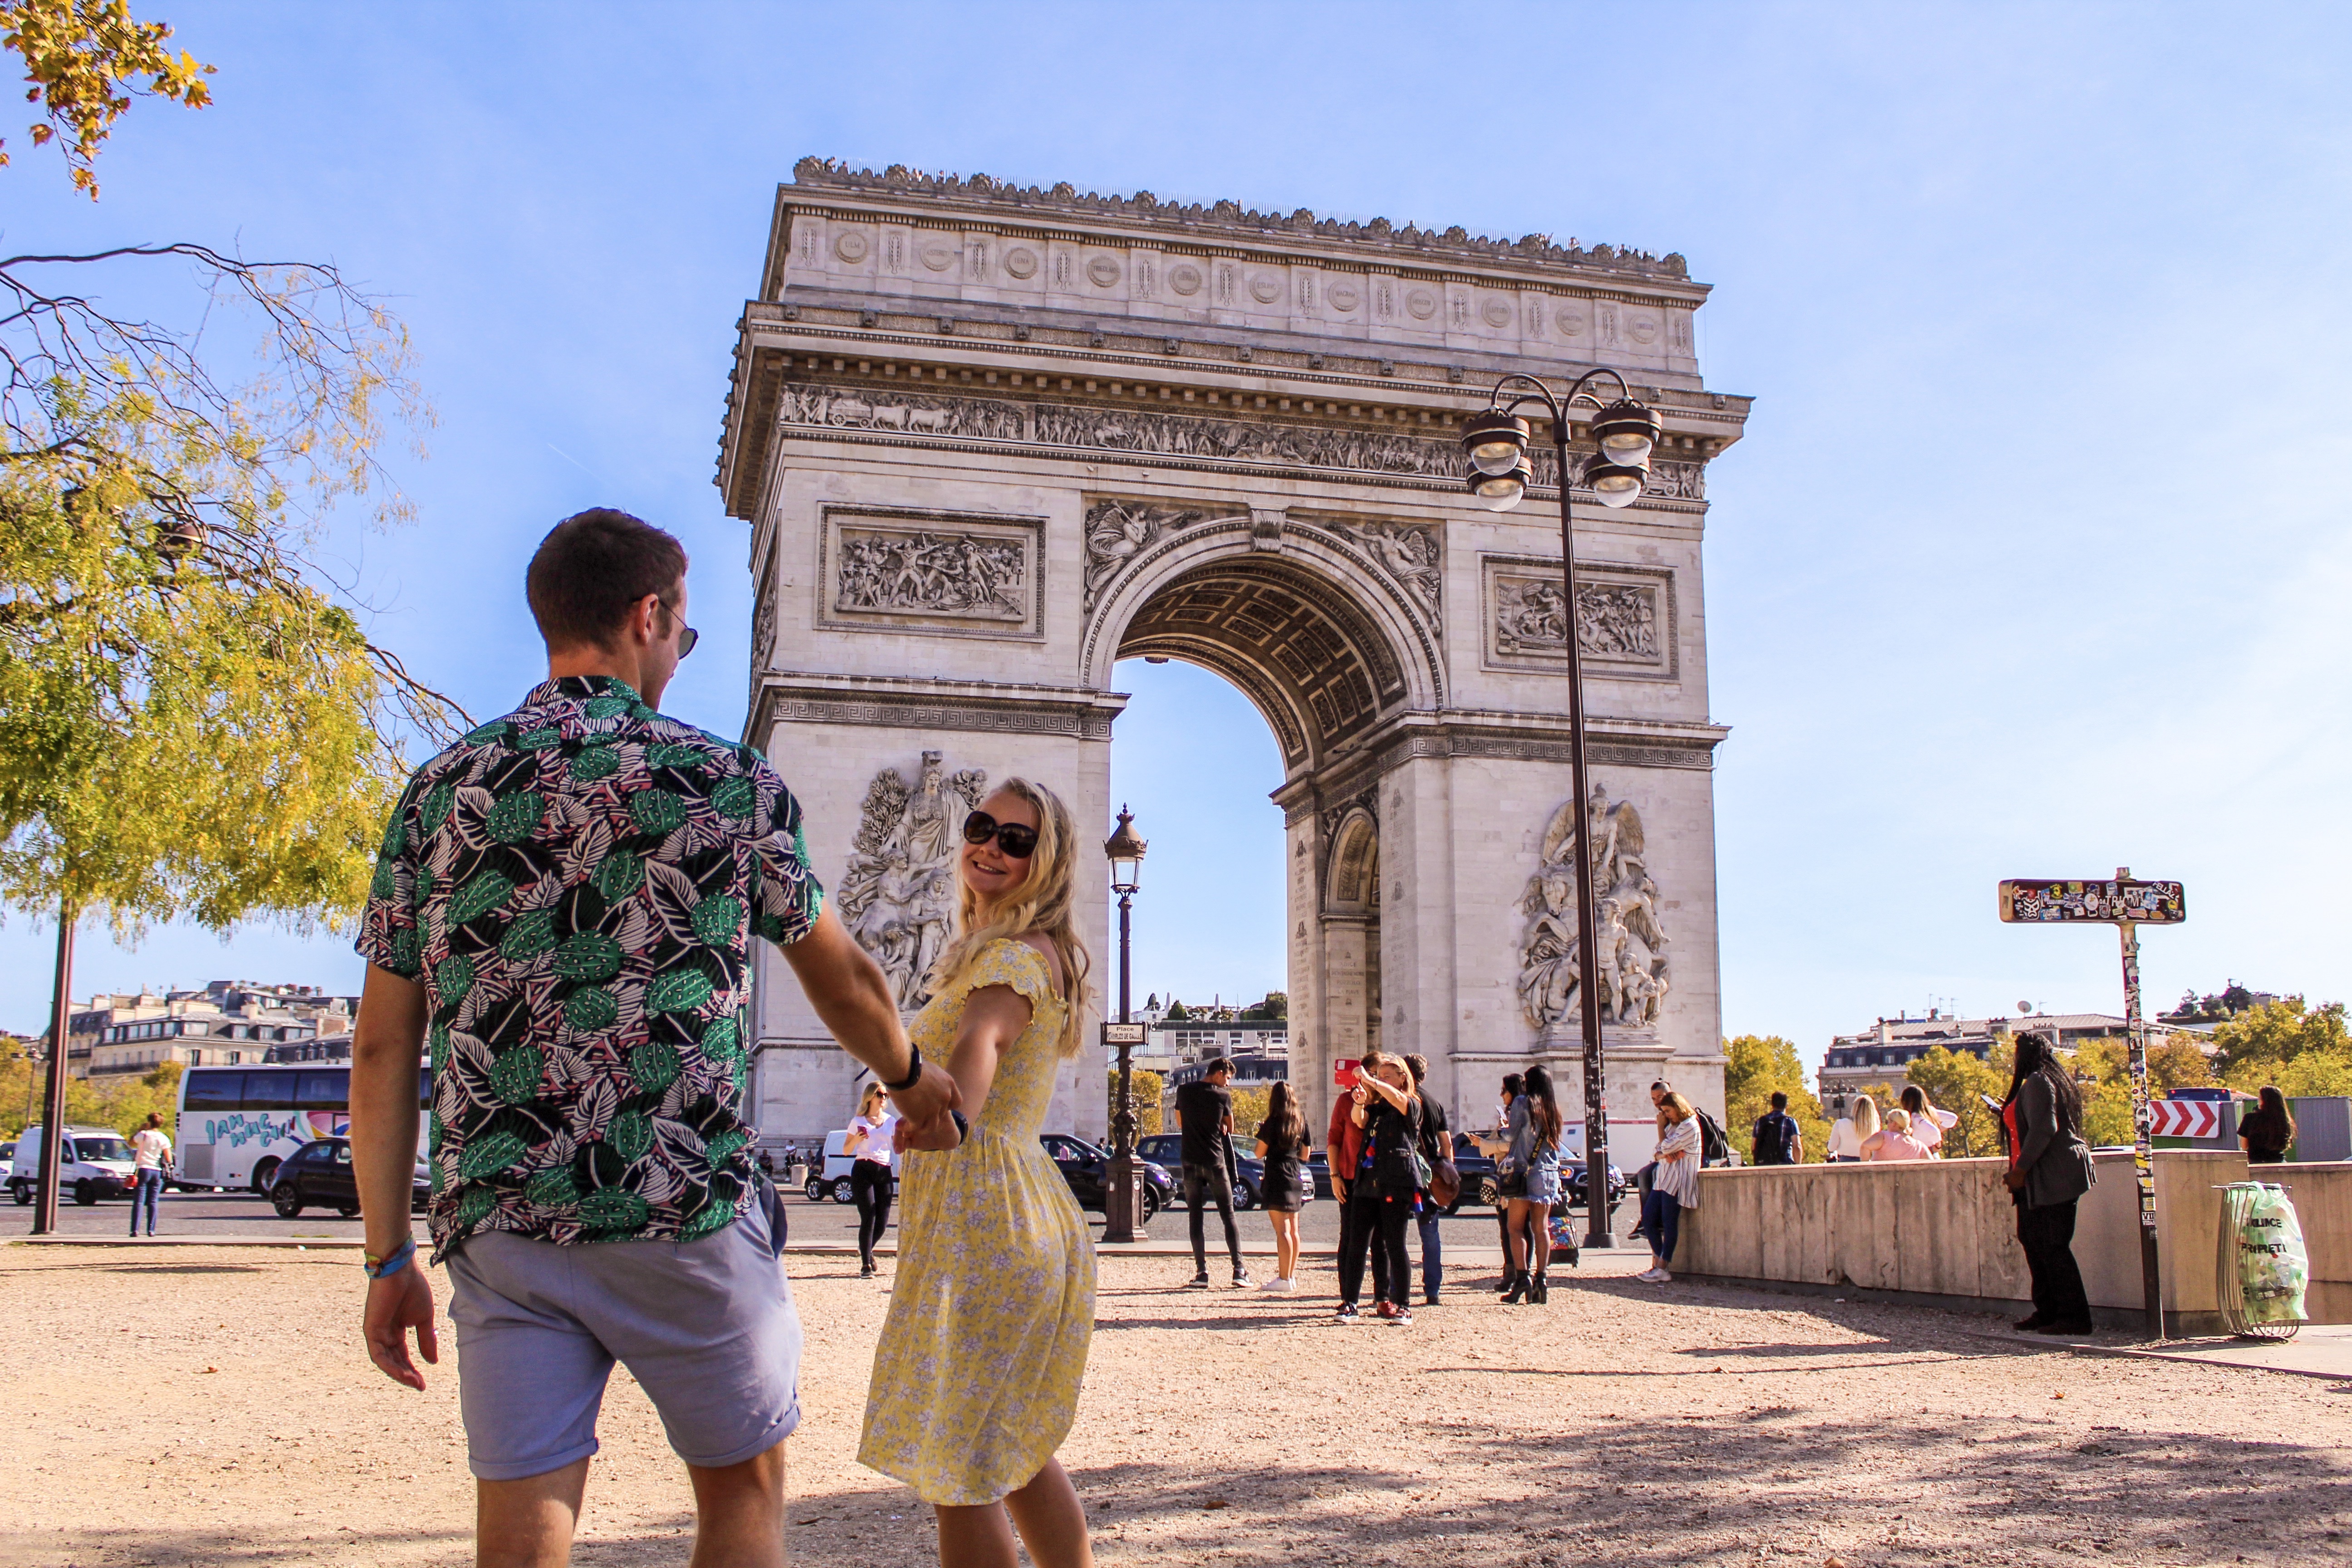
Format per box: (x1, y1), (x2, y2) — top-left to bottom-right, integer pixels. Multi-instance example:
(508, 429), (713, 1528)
(859, 780), (1099, 1568)
(843, 1080), (899, 1277)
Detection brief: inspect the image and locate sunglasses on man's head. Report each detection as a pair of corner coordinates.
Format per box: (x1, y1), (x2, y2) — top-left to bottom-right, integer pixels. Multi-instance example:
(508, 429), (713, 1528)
(962, 811), (1038, 859)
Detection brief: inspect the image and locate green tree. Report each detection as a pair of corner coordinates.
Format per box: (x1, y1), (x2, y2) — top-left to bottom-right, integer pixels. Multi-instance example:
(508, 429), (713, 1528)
(1163, 999), (1191, 1022)
(2, 6), (447, 1211)
(1721, 1034), (1831, 1163)
(1, 1054), (180, 1137)
(2210, 999), (2352, 1099)
(1107, 1067), (1163, 1137)
(1, 0), (212, 198)
(1904, 1046), (2010, 1158)
(1228, 1083), (1272, 1143)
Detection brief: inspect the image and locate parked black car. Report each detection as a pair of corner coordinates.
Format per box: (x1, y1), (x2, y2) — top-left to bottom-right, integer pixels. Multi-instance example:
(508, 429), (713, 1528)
(269, 1137), (431, 1219)
(1133, 1133), (1266, 1210)
(1041, 1133), (1173, 1223)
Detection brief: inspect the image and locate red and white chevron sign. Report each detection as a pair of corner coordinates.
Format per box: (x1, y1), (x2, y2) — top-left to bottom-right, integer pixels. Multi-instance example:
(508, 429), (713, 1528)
(2150, 1099), (2221, 1138)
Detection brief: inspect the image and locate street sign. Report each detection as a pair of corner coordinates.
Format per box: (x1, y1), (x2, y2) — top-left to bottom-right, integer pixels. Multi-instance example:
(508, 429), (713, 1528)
(1997, 866), (2183, 1339)
(1998, 878), (2185, 925)
(2151, 1099), (2223, 1139)
(1102, 1022), (1146, 1045)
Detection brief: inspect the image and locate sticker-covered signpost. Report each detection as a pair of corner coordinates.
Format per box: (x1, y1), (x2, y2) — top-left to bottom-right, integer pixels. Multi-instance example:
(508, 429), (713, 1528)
(1999, 868), (2186, 1338)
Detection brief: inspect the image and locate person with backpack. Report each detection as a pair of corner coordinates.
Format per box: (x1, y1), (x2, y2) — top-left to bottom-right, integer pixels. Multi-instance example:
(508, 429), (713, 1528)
(1637, 1092), (1703, 1284)
(2001, 1032), (2096, 1335)
(1693, 1104), (1733, 1167)
(1750, 1092), (1802, 1166)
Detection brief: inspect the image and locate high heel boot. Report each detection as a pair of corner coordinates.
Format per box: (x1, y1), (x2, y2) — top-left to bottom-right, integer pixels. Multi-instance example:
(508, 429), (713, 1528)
(1529, 1271), (1549, 1304)
(1501, 1269), (1531, 1304)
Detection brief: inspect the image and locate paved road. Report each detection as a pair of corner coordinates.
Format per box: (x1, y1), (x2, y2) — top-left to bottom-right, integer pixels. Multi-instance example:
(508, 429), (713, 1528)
(1, 1183), (1611, 1251)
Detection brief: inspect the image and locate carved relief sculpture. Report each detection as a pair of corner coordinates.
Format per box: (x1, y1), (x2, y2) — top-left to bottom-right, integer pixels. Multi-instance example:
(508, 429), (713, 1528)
(1517, 785), (1672, 1036)
(1494, 578), (1660, 661)
(777, 381), (1704, 502)
(838, 751), (990, 1012)
(835, 527), (1025, 619)
(1082, 499), (1219, 608)
(1331, 519), (1443, 626)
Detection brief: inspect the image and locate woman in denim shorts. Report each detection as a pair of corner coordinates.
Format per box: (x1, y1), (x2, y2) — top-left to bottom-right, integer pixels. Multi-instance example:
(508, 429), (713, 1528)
(1502, 1065), (1565, 1305)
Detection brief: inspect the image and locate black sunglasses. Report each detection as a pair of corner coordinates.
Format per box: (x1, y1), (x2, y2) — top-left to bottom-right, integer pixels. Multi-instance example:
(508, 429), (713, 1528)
(655, 597), (698, 657)
(962, 811), (1038, 859)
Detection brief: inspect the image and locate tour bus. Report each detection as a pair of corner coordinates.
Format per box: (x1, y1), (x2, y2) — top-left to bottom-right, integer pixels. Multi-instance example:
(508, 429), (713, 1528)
(175, 1061), (430, 1194)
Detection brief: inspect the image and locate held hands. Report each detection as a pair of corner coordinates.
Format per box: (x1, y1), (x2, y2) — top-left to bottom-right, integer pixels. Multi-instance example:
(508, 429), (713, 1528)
(889, 1062), (965, 1150)
(887, 1060), (963, 1129)
(363, 1265), (438, 1391)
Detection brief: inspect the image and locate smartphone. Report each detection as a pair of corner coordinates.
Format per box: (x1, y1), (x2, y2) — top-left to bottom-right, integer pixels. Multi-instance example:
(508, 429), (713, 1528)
(1333, 1058), (1362, 1090)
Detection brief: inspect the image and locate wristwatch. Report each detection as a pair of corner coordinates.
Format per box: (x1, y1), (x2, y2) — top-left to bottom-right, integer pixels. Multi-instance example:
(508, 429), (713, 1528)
(882, 1041), (923, 1094)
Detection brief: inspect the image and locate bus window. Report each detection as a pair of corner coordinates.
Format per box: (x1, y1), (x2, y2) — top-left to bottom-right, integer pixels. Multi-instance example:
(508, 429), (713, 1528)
(183, 1069), (243, 1112)
(294, 1069), (350, 1112)
(241, 1072), (297, 1112)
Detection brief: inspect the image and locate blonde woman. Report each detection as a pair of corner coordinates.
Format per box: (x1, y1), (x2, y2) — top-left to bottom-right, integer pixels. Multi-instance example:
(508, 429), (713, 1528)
(859, 780), (1098, 1568)
(1637, 1092), (1703, 1284)
(1827, 1094), (1879, 1163)
(843, 1081), (900, 1277)
(1862, 1106), (1933, 1162)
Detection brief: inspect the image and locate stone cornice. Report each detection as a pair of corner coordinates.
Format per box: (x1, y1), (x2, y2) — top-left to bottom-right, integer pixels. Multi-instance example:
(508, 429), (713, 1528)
(785, 158), (1700, 288)
(1277, 709), (1730, 819)
(747, 670), (1130, 747)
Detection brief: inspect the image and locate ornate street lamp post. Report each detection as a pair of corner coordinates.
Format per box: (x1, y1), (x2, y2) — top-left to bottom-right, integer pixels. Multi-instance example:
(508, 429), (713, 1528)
(1460, 370), (1660, 1250)
(1102, 807), (1149, 1244)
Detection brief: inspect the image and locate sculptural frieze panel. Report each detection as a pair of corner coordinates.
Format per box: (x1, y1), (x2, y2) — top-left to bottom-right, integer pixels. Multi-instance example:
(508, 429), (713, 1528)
(1481, 555), (1675, 679)
(817, 508), (1044, 640)
(838, 751), (989, 1014)
(775, 381), (1702, 502)
(1518, 786), (1671, 1038)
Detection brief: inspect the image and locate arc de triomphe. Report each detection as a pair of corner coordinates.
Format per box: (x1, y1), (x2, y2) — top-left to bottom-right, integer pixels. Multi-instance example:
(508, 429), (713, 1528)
(716, 160), (1750, 1148)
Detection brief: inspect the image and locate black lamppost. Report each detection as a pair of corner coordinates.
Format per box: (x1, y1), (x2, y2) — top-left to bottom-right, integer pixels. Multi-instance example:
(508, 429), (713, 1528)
(1102, 807), (1149, 1244)
(1460, 369), (1661, 1250)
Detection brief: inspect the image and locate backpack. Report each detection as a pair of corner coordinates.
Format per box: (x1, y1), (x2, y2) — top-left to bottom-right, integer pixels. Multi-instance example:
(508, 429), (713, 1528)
(1751, 1112), (1797, 1166)
(1695, 1108), (1732, 1166)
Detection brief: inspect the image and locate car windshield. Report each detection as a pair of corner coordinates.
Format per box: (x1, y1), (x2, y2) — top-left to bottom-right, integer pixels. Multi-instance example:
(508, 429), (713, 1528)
(75, 1137), (132, 1161)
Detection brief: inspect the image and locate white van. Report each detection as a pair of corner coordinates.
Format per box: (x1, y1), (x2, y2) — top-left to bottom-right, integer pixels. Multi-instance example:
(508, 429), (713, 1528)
(803, 1128), (897, 1204)
(8, 1125), (138, 1206)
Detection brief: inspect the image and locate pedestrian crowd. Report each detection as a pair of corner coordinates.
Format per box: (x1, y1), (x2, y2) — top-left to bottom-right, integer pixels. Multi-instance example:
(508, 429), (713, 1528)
(232, 503), (2300, 1566)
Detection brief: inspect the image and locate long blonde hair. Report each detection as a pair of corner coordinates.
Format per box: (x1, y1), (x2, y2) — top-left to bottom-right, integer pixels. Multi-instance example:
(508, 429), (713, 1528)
(857, 1082), (887, 1121)
(926, 777), (1096, 1057)
(1850, 1094), (1880, 1139)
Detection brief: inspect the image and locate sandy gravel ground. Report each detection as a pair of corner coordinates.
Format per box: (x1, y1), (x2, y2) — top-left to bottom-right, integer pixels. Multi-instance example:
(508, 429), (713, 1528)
(5, 1245), (2347, 1568)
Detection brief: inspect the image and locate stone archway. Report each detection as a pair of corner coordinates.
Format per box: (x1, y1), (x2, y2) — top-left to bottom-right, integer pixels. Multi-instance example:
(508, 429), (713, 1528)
(719, 162), (1747, 1148)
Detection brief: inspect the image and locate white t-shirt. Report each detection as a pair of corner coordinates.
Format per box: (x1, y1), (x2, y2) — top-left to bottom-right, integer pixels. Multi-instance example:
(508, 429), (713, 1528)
(848, 1113), (898, 1166)
(132, 1128), (172, 1171)
(1826, 1118), (1862, 1160)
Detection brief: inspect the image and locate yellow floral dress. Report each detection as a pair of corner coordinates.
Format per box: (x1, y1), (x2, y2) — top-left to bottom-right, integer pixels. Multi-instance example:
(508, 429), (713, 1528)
(858, 938), (1097, 1506)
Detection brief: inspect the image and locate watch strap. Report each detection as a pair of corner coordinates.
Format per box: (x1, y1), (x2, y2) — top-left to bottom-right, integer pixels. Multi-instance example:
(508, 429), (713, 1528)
(881, 1042), (923, 1094)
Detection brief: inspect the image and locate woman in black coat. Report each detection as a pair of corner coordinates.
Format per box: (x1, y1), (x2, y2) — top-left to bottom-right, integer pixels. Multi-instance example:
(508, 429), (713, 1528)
(2001, 1032), (2097, 1336)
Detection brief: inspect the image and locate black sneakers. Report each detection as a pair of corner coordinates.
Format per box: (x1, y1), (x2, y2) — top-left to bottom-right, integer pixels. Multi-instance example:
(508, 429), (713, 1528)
(1186, 1271), (1211, 1289)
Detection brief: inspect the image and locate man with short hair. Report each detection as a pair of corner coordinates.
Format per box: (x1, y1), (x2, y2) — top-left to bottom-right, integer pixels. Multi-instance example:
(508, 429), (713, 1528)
(348, 508), (958, 1568)
(1174, 1057), (1250, 1288)
(1751, 1091), (1802, 1166)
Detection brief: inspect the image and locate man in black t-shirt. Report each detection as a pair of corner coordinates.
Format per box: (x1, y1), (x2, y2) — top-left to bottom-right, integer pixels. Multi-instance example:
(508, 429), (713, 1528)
(1174, 1059), (1250, 1287)
(1751, 1091), (1802, 1166)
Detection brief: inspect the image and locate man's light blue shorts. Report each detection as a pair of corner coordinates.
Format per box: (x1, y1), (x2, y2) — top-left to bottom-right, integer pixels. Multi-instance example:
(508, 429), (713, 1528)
(446, 1191), (801, 1481)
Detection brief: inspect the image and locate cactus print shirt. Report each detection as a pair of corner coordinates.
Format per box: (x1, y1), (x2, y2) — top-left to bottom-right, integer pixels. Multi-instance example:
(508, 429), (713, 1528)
(356, 676), (823, 1256)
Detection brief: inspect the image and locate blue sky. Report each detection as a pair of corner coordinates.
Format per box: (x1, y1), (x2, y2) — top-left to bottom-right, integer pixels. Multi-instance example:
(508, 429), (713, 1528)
(5, 3), (2347, 1056)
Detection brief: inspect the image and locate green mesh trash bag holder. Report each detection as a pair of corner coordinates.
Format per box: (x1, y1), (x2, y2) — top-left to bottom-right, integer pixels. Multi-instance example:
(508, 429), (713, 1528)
(2216, 1182), (2308, 1341)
